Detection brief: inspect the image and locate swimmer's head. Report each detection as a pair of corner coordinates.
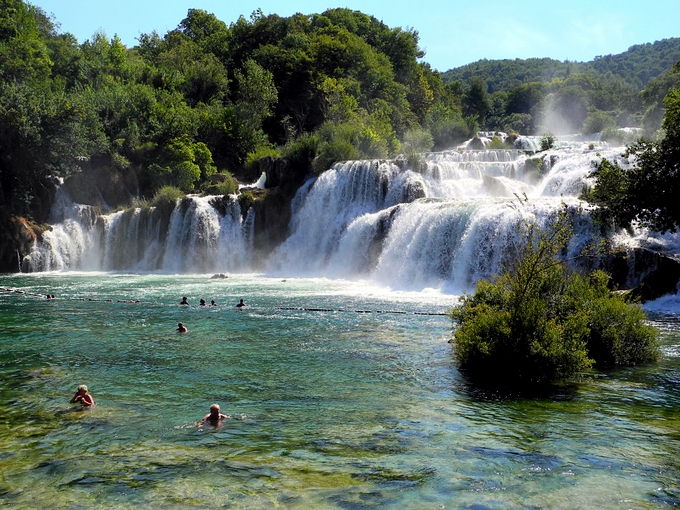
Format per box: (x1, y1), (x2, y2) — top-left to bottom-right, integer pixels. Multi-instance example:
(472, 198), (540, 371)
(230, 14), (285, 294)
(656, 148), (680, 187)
(77, 385), (88, 394)
(210, 403), (220, 413)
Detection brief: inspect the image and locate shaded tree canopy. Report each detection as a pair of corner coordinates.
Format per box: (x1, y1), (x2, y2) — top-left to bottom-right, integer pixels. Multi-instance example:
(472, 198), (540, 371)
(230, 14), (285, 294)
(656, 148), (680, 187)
(0, 2), (471, 229)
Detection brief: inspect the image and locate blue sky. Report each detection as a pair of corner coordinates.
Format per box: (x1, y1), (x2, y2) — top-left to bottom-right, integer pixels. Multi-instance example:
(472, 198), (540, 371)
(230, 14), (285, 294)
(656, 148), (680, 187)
(33, 0), (680, 71)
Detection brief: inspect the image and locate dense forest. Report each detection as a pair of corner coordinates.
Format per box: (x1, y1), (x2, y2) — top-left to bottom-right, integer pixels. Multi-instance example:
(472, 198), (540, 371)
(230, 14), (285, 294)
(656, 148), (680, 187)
(0, 0), (679, 272)
(441, 38), (680, 92)
(584, 60), (680, 235)
(0, 2), (470, 218)
(441, 38), (680, 138)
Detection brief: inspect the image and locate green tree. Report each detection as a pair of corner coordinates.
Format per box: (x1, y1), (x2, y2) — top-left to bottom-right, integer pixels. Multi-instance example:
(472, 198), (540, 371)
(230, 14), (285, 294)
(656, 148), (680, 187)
(0, 0), (52, 83)
(234, 58), (278, 131)
(485, 91), (508, 130)
(584, 63), (680, 232)
(47, 33), (85, 88)
(178, 8), (229, 45)
(582, 109), (616, 134)
(424, 102), (473, 150)
(541, 85), (589, 134)
(193, 142), (217, 181)
(451, 208), (659, 386)
(462, 76), (490, 119)
(505, 82), (545, 133)
(540, 133), (555, 151)
(0, 81), (107, 216)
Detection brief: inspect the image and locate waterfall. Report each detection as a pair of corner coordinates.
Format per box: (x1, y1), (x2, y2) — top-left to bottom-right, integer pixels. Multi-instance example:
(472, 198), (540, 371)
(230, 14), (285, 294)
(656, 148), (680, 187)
(272, 146), (627, 291)
(160, 196), (252, 273)
(270, 160), (421, 274)
(371, 197), (593, 291)
(22, 187), (101, 272)
(23, 194), (254, 273)
(25, 140), (669, 292)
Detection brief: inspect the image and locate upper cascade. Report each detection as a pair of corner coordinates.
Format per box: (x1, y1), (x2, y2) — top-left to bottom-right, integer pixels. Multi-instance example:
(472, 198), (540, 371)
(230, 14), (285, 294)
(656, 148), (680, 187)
(270, 145), (627, 289)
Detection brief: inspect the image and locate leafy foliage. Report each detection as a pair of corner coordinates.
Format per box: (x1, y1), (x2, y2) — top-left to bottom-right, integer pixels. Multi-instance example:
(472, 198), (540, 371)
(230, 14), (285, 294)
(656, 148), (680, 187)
(441, 38), (680, 93)
(441, 39), (680, 135)
(212, 172), (239, 195)
(245, 145), (282, 173)
(150, 185), (184, 208)
(450, 209), (659, 386)
(583, 63), (680, 232)
(0, 0), (52, 82)
(486, 136), (508, 149)
(0, 0), (476, 256)
(539, 133), (555, 151)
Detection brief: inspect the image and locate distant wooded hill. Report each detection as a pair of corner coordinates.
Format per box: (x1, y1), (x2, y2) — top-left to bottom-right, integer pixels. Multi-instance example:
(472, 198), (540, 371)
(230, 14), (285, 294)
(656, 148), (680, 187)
(441, 38), (680, 93)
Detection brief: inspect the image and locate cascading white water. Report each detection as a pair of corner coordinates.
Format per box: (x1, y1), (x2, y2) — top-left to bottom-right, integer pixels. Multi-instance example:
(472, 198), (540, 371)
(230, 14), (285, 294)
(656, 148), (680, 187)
(160, 196), (253, 273)
(270, 160), (425, 274)
(272, 145), (629, 291)
(22, 187), (102, 272)
(24, 194), (254, 273)
(26, 141), (671, 292)
(100, 208), (165, 271)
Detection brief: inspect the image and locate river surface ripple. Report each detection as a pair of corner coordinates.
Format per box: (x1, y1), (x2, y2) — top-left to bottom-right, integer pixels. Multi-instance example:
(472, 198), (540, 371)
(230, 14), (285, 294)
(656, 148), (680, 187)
(1, 273), (679, 508)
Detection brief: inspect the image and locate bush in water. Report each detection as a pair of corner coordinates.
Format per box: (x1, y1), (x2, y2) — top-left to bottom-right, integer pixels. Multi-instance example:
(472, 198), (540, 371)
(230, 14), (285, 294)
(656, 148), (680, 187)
(450, 209), (659, 386)
(540, 133), (555, 151)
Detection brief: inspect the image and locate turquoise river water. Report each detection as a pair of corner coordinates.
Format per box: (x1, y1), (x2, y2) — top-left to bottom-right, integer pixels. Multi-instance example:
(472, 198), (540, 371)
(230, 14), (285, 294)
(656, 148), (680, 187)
(1, 273), (679, 508)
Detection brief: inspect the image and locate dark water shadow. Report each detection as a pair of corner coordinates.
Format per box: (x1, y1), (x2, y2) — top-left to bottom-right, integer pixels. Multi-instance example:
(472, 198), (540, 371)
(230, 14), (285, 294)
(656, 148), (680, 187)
(454, 368), (581, 402)
(54, 406), (94, 415)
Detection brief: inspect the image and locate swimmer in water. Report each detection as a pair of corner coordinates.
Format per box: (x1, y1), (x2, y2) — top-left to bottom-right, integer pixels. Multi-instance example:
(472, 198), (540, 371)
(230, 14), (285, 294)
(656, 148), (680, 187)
(236, 298), (246, 308)
(180, 296), (189, 306)
(70, 384), (95, 407)
(210, 300), (217, 306)
(177, 322), (188, 333)
(199, 403), (230, 426)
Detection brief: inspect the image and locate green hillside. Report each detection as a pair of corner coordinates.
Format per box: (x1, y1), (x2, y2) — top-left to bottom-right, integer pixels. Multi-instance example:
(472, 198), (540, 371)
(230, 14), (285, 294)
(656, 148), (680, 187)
(441, 58), (582, 93)
(441, 38), (680, 93)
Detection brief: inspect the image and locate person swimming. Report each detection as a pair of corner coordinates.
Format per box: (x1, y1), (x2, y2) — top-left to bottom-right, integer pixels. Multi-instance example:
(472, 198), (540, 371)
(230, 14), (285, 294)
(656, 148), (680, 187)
(199, 403), (230, 426)
(210, 300), (217, 306)
(70, 384), (95, 407)
(177, 322), (188, 333)
(199, 299), (206, 306)
(236, 298), (246, 308)
(180, 296), (189, 306)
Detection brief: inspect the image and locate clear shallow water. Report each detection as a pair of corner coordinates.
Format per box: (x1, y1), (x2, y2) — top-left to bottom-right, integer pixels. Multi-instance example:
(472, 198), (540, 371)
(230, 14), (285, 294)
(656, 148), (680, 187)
(1, 273), (679, 509)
